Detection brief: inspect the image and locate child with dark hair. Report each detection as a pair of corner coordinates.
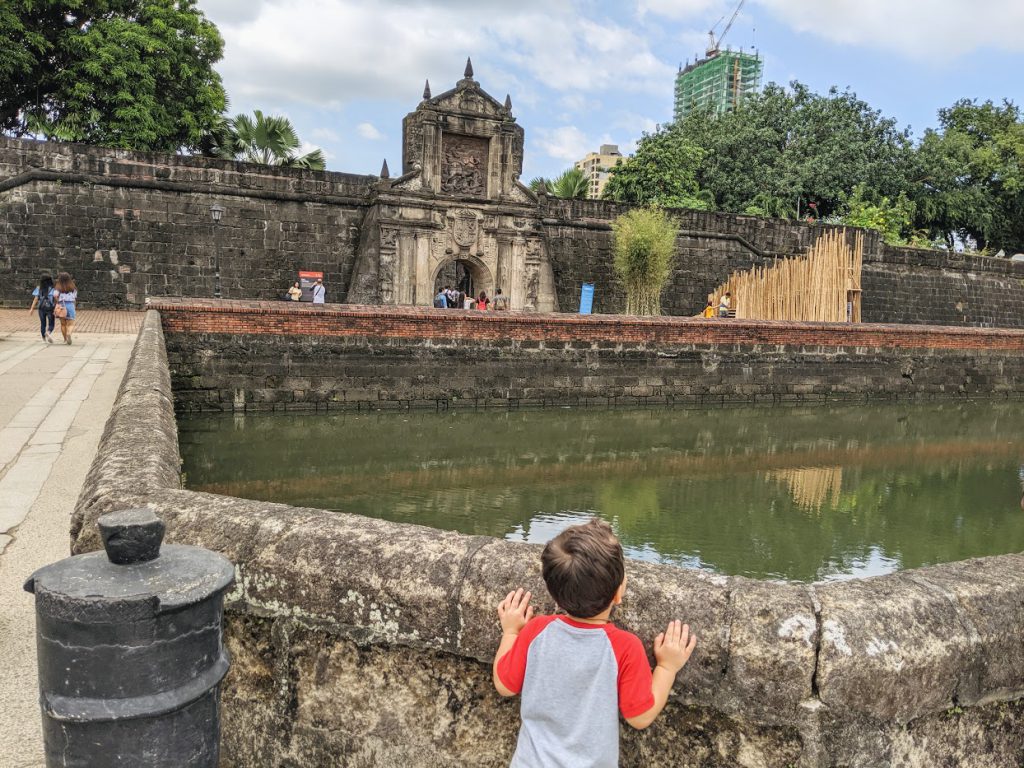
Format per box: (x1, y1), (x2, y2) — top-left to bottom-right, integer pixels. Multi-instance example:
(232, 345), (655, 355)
(493, 518), (697, 767)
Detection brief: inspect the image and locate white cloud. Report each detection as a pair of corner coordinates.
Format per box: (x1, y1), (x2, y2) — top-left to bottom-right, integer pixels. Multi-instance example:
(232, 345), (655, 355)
(754, 0), (1024, 59)
(636, 0), (723, 20)
(310, 127), (340, 142)
(356, 122), (385, 140)
(535, 126), (593, 164)
(206, 0), (676, 110)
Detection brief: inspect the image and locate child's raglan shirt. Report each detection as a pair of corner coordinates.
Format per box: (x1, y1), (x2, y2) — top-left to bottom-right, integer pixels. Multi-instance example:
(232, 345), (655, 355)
(497, 615), (654, 768)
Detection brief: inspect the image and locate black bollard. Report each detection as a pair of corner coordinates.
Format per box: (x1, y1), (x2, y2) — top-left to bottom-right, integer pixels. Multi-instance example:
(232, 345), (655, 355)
(24, 509), (235, 767)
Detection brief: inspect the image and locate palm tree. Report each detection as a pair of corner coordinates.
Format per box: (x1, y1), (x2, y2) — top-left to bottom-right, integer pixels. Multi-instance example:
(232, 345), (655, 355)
(547, 167), (590, 199)
(213, 110), (325, 170)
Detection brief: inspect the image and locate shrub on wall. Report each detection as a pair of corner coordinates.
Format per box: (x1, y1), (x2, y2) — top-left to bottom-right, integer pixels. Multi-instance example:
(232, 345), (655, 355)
(611, 207), (678, 315)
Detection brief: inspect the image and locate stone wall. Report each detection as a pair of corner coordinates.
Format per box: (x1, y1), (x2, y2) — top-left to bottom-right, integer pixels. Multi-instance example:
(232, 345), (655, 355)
(539, 197), (1024, 326)
(863, 244), (1024, 328)
(70, 310), (1024, 767)
(154, 299), (1024, 412)
(4, 137), (1024, 326)
(0, 137), (375, 308)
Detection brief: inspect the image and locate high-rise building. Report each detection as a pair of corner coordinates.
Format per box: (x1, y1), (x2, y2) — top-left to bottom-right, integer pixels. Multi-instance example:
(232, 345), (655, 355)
(574, 144), (623, 200)
(673, 49), (762, 122)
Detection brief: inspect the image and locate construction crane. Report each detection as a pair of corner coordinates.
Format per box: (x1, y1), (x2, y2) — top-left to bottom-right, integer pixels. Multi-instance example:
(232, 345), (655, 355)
(706, 0), (746, 56)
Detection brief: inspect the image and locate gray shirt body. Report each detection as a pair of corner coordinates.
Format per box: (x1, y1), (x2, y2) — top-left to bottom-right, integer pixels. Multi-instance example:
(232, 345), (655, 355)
(510, 620), (620, 768)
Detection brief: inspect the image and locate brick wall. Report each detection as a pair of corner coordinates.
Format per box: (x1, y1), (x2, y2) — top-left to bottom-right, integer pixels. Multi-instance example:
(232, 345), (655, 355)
(155, 299), (1024, 411)
(0, 137), (375, 308)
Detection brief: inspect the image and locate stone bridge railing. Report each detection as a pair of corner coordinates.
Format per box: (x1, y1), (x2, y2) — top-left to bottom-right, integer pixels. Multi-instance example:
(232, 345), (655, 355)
(71, 310), (1024, 767)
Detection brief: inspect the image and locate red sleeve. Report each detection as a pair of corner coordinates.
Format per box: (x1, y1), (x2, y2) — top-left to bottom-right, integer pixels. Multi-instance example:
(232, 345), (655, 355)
(608, 628), (655, 719)
(495, 615), (556, 695)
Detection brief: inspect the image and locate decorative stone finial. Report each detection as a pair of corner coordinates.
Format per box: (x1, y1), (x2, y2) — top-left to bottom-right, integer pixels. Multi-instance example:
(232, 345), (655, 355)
(464, 57), (474, 79)
(423, 79), (431, 100)
(537, 179), (548, 197)
(504, 93), (512, 111)
(380, 159), (390, 179)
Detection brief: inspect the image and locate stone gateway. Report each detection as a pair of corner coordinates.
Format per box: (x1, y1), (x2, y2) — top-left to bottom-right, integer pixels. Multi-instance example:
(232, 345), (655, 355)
(347, 59), (557, 311)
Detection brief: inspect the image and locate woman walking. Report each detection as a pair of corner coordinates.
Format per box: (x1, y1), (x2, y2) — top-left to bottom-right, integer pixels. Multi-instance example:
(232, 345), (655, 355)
(54, 272), (78, 344)
(28, 274), (57, 343)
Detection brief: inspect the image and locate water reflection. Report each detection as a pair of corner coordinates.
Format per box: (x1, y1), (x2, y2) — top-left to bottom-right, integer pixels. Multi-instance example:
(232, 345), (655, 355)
(178, 402), (1024, 582)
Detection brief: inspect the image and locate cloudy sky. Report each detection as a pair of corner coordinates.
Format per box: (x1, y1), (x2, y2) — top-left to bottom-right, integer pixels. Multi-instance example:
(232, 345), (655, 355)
(200, 0), (1024, 181)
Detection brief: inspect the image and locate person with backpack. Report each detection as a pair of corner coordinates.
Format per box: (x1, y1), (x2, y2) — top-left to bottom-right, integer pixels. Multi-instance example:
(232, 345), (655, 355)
(28, 274), (57, 344)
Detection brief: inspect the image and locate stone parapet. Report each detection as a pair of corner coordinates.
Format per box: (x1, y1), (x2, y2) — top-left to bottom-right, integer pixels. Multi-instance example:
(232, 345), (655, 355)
(71, 309), (1024, 766)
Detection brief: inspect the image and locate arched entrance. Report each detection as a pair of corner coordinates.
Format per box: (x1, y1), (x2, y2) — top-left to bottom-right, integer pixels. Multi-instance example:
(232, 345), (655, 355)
(432, 258), (491, 305)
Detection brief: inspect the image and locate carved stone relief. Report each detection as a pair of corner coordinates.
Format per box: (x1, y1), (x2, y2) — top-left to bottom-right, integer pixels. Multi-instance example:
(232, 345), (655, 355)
(459, 92), (488, 114)
(451, 210), (478, 248)
(431, 233), (447, 262)
(380, 227), (399, 249)
(441, 134), (488, 196)
(379, 250), (396, 305)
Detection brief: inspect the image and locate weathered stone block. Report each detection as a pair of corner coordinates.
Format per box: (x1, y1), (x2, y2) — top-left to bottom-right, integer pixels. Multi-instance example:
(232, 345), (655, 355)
(815, 574), (972, 723)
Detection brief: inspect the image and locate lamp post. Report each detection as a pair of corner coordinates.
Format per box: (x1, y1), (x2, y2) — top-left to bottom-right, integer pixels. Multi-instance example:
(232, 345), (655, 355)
(209, 204), (224, 299)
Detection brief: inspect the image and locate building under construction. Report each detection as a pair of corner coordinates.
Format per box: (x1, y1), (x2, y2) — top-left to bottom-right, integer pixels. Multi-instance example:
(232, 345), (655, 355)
(673, 48), (763, 122)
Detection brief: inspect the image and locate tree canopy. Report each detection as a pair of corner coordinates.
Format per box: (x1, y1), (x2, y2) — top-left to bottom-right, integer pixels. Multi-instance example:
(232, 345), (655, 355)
(602, 126), (709, 210)
(914, 100), (1024, 251)
(605, 82), (1024, 254)
(1, 0), (226, 152)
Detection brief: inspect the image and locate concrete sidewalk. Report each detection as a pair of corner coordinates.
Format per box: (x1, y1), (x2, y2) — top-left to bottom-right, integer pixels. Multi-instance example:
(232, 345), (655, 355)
(0, 325), (140, 766)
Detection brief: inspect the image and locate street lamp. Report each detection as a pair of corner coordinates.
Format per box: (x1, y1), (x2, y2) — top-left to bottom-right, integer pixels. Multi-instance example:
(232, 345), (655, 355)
(209, 204), (224, 299)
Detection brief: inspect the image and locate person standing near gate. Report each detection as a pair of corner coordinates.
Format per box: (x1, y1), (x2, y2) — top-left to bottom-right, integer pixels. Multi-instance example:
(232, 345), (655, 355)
(718, 292), (731, 318)
(311, 278), (326, 305)
(492, 288), (509, 311)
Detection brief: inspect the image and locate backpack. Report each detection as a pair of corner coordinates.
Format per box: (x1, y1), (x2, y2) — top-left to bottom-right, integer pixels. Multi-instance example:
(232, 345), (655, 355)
(38, 289), (55, 312)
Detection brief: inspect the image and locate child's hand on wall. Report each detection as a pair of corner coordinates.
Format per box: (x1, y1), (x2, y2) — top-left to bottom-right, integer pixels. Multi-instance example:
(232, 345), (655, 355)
(497, 588), (534, 636)
(654, 620), (697, 674)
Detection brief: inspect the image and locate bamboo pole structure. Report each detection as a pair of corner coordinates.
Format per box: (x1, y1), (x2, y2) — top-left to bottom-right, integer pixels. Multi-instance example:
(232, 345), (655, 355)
(709, 229), (864, 322)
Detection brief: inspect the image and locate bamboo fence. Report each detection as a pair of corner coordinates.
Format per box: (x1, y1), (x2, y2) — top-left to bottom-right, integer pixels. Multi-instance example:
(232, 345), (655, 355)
(710, 229), (863, 322)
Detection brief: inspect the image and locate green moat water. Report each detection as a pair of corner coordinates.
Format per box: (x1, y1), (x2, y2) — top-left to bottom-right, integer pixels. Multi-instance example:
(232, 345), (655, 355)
(178, 402), (1024, 582)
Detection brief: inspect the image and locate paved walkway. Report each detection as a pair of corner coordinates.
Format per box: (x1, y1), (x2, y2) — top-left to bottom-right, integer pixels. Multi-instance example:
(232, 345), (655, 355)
(0, 307), (145, 336)
(0, 316), (141, 767)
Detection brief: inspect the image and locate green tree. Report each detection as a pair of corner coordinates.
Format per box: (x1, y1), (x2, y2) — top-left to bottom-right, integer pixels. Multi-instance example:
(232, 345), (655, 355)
(836, 183), (922, 247)
(603, 125), (710, 209)
(913, 99), (1024, 252)
(668, 82), (914, 219)
(611, 207), (678, 316)
(1, 0), (226, 152)
(213, 110), (325, 170)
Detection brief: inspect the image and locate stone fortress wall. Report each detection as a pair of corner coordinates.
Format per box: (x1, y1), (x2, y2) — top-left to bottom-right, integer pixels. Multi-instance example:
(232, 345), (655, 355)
(4, 135), (1024, 327)
(540, 197), (1024, 327)
(70, 310), (1024, 767)
(154, 299), (1024, 413)
(0, 137), (375, 308)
